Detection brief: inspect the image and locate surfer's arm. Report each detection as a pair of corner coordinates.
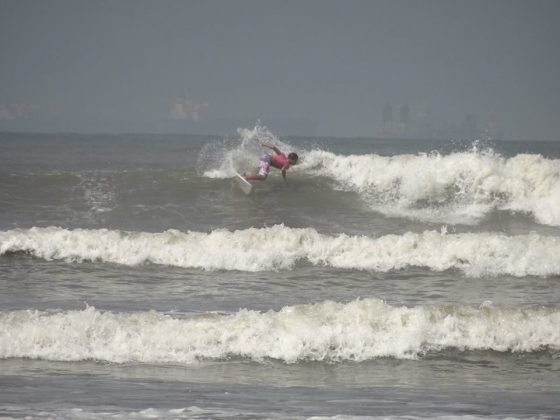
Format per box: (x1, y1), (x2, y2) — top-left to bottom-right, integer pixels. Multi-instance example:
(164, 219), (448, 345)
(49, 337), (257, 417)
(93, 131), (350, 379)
(258, 139), (282, 155)
(281, 167), (289, 182)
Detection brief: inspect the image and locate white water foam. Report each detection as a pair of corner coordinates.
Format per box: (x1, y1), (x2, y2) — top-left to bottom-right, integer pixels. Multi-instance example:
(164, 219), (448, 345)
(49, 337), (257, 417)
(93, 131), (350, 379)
(298, 148), (560, 226)
(1, 300), (558, 363)
(74, 173), (116, 214)
(1, 226), (560, 277)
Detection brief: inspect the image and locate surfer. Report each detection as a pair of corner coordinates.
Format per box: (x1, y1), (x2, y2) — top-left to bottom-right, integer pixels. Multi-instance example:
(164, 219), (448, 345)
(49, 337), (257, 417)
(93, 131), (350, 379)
(244, 139), (298, 182)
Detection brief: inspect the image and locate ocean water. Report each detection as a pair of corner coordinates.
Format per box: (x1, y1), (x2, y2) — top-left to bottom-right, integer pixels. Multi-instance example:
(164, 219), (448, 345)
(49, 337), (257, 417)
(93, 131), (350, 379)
(1, 126), (559, 419)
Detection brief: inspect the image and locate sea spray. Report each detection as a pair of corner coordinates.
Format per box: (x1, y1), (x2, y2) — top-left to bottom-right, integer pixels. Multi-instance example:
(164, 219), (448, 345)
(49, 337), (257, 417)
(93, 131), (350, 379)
(199, 123), (300, 179)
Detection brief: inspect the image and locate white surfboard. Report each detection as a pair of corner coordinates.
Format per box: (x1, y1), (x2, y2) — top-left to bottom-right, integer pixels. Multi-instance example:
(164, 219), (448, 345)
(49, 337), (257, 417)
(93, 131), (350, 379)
(234, 173), (253, 195)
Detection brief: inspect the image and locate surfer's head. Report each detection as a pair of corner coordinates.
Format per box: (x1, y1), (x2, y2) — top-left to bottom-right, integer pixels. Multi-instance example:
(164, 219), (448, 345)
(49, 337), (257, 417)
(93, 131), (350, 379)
(288, 152), (299, 165)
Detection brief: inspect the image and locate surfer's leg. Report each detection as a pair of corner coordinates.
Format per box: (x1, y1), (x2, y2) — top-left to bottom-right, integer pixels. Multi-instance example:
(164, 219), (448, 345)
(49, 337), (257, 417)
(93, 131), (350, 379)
(243, 154), (270, 180)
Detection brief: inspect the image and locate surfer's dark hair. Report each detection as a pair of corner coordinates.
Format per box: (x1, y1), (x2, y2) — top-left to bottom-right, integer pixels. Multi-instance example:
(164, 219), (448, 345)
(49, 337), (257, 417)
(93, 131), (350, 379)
(288, 152), (299, 162)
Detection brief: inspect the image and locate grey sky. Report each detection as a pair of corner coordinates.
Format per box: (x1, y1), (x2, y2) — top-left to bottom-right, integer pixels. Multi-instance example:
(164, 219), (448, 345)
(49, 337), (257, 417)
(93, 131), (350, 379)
(1, 0), (559, 139)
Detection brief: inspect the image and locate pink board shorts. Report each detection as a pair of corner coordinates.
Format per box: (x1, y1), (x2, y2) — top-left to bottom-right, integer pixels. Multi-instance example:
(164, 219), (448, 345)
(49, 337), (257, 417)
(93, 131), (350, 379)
(258, 154), (272, 176)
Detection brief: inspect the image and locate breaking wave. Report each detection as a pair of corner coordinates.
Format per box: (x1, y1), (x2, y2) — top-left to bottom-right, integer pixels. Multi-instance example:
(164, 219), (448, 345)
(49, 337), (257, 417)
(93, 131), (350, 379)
(197, 125), (560, 226)
(1, 226), (560, 277)
(1, 300), (558, 363)
(299, 148), (560, 226)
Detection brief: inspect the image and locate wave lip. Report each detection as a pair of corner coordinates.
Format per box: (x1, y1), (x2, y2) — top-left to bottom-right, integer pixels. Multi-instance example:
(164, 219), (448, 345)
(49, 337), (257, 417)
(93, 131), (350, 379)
(1, 300), (559, 364)
(2, 226), (560, 277)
